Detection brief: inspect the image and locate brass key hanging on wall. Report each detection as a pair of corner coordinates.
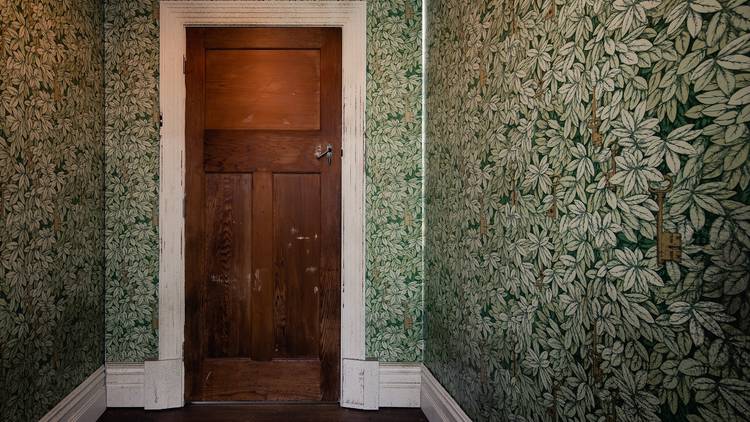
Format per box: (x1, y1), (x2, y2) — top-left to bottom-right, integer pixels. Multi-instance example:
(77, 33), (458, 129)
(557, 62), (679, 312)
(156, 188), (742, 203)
(649, 176), (681, 265)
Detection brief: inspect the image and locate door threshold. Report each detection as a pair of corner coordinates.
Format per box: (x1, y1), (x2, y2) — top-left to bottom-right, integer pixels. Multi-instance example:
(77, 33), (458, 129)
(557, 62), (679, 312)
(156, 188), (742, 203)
(189, 401), (340, 406)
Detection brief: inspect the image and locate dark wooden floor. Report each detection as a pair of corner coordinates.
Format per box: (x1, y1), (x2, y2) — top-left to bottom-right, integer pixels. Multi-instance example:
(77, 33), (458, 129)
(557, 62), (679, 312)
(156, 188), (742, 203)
(98, 404), (428, 422)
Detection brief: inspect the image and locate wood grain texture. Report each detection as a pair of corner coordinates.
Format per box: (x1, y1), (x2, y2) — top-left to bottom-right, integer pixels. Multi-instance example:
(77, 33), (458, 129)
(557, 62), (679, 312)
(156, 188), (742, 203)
(273, 174), (321, 358)
(318, 29), (342, 401)
(205, 50), (320, 130)
(204, 131), (323, 173)
(203, 27), (325, 49)
(200, 359), (321, 401)
(161, 5), (367, 406)
(186, 26), (342, 402)
(250, 171), (274, 362)
(320, 269), (341, 401)
(185, 27), (207, 400)
(205, 174), (253, 358)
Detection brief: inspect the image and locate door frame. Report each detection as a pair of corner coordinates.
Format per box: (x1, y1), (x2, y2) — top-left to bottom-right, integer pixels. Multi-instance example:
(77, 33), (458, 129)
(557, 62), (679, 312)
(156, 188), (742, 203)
(158, 1), (367, 408)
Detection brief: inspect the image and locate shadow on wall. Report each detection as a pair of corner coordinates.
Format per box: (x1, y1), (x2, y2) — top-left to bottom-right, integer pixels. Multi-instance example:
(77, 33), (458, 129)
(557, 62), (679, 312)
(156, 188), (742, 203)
(425, 1), (750, 421)
(0, 1), (105, 421)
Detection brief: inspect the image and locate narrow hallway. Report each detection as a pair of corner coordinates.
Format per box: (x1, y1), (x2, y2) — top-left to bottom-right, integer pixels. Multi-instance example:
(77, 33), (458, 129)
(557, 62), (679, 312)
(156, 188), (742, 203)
(2, 0), (750, 421)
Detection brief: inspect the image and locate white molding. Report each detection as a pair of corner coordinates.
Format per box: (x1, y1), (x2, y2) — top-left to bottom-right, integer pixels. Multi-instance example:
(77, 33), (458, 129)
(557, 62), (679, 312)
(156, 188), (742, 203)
(40, 366), (106, 422)
(379, 363), (421, 408)
(420, 365), (472, 422)
(158, 1), (368, 407)
(106, 363), (144, 407)
(144, 359), (183, 409)
(341, 359), (379, 410)
(107, 361), (184, 409)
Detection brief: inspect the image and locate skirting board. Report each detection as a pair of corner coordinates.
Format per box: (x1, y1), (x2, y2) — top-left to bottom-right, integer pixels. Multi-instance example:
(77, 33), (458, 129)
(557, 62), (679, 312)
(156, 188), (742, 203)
(40, 366), (106, 422)
(420, 365), (472, 422)
(107, 362), (471, 420)
(106, 362), (423, 409)
(105, 363), (144, 407)
(379, 363), (421, 407)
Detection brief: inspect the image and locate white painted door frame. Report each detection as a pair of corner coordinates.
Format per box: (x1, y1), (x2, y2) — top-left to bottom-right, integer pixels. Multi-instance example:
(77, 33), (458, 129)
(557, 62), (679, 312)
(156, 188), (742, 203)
(157, 0), (370, 409)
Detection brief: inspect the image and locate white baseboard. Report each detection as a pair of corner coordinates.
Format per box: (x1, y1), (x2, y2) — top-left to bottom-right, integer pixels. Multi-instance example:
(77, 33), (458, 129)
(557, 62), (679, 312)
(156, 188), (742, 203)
(341, 359), (380, 410)
(105, 363), (144, 407)
(379, 363), (421, 407)
(144, 359), (183, 409)
(420, 365), (471, 422)
(107, 360), (469, 419)
(40, 366), (106, 422)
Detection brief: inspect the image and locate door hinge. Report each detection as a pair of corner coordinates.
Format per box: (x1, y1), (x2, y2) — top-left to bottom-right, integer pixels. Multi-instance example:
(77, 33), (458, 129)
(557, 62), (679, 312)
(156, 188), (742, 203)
(183, 56), (186, 74)
(159, 112), (163, 128)
(183, 196), (186, 219)
(340, 148), (343, 157)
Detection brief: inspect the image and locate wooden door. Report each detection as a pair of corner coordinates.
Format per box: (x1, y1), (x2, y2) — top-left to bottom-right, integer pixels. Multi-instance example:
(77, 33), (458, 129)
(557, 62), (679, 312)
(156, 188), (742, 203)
(185, 27), (341, 402)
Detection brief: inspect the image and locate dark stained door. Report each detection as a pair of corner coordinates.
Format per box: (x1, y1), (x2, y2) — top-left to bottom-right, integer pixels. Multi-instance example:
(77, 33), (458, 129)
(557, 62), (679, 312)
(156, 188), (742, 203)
(185, 27), (342, 402)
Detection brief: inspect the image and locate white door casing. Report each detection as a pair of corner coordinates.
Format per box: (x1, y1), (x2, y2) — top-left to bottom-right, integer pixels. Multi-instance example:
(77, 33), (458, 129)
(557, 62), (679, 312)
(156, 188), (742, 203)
(158, 1), (369, 409)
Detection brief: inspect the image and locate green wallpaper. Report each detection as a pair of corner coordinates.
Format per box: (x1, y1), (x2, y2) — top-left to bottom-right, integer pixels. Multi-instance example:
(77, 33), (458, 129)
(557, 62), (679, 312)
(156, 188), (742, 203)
(365, 0), (424, 362)
(104, 0), (423, 363)
(0, 1), (105, 421)
(425, 0), (750, 421)
(104, 0), (160, 362)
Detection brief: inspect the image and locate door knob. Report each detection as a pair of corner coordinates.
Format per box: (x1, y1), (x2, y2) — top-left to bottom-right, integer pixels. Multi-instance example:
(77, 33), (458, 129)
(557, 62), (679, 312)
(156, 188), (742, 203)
(315, 144), (333, 166)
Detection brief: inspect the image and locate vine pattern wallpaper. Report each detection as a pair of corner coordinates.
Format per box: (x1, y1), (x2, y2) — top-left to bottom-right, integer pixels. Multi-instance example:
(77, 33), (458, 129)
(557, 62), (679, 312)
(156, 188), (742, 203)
(425, 0), (750, 421)
(0, 1), (105, 421)
(104, 0), (423, 363)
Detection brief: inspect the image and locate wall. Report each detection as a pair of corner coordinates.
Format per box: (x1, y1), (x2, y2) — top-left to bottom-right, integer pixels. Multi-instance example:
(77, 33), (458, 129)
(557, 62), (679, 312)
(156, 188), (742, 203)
(365, 0), (424, 362)
(104, 0), (423, 363)
(103, 0), (160, 363)
(0, 1), (105, 421)
(425, 1), (750, 421)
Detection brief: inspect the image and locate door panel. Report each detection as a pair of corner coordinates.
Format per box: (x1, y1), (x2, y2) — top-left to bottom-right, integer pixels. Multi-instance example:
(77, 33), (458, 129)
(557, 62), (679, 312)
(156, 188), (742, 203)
(205, 50), (321, 130)
(185, 27), (341, 402)
(250, 170), (274, 362)
(273, 174), (321, 358)
(203, 131), (322, 173)
(200, 359), (321, 401)
(204, 174), (253, 358)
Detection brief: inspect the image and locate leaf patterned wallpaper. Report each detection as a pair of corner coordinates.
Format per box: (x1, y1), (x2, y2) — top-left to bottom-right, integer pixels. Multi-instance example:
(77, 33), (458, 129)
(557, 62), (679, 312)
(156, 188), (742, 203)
(424, 0), (750, 421)
(104, 0), (423, 363)
(0, 1), (105, 421)
(365, 0), (424, 362)
(104, 0), (160, 363)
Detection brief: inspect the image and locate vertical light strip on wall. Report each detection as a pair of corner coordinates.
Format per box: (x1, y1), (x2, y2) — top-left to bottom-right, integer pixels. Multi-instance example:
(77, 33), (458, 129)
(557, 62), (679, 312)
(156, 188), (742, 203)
(421, 0), (427, 359)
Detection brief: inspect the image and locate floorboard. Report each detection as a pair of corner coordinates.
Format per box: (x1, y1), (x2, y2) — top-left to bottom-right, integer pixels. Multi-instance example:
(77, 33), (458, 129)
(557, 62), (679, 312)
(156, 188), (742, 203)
(98, 404), (428, 422)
